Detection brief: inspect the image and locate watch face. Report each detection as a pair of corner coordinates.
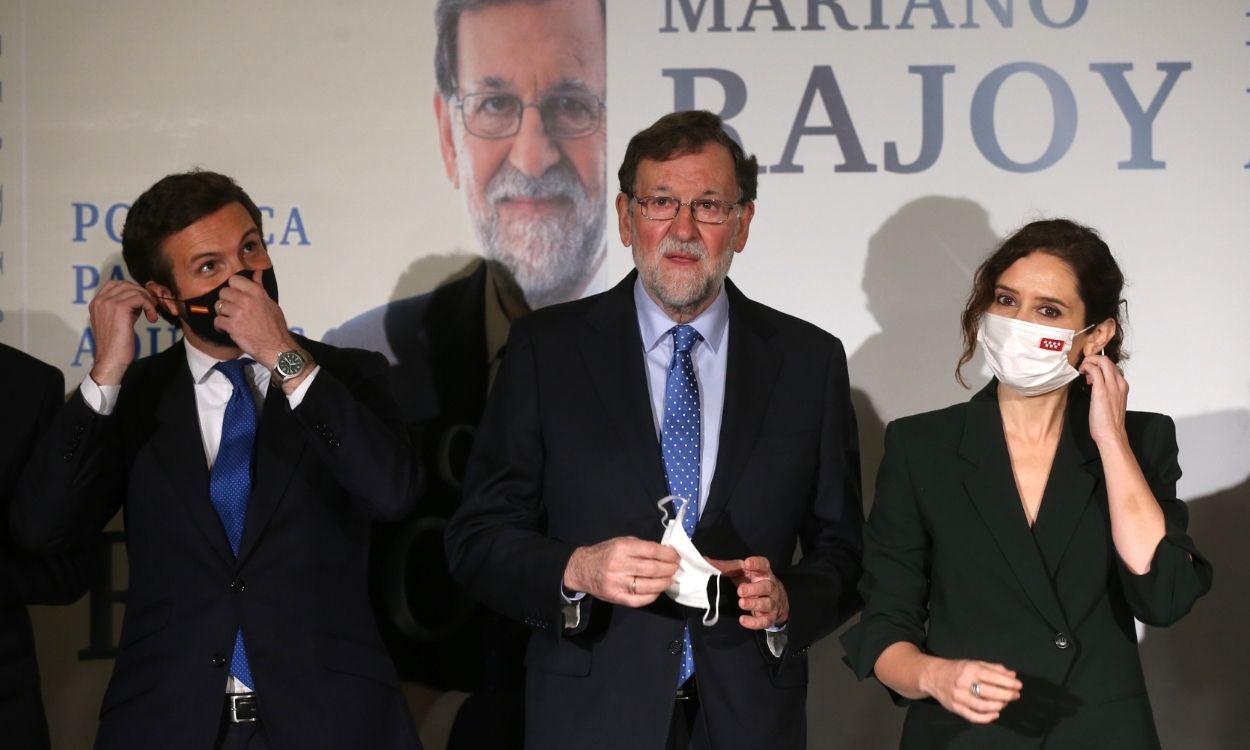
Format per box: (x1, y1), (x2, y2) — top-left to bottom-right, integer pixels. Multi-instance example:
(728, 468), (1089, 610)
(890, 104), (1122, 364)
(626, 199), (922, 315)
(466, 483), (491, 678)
(277, 350), (304, 377)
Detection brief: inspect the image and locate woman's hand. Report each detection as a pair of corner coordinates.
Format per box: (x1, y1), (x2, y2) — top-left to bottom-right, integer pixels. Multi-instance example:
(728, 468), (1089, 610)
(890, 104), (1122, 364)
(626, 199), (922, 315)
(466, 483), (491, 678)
(1080, 354), (1130, 449)
(918, 657), (1022, 724)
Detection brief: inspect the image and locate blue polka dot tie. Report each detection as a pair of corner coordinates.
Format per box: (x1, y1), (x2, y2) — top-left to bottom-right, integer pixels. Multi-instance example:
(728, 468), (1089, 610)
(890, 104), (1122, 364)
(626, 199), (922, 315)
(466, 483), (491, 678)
(211, 359), (257, 689)
(661, 325), (702, 687)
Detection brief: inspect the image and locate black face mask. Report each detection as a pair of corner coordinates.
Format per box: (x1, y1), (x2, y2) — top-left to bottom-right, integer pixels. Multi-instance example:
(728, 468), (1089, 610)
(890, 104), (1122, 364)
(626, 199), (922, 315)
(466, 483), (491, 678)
(176, 267), (280, 348)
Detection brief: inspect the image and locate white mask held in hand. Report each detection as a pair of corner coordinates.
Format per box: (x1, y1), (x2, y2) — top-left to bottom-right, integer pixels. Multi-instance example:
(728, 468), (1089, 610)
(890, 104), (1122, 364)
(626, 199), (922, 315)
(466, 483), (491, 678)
(657, 496), (721, 627)
(978, 313), (1095, 397)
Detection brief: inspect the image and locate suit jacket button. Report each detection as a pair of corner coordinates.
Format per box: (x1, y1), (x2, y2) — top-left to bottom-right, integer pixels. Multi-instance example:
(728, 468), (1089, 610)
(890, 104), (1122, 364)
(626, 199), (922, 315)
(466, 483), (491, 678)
(230, 578), (246, 593)
(62, 452), (74, 462)
(669, 640), (682, 655)
(210, 653), (226, 668)
(1054, 633), (1070, 650)
(74, 424), (86, 435)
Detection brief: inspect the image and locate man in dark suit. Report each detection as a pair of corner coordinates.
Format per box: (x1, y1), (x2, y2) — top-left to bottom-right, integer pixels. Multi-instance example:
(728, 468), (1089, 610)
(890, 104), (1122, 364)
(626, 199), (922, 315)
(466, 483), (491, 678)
(323, 1), (607, 743)
(445, 111), (865, 749)
(11, 171), (422, 750)
(0, 344), (92, 749)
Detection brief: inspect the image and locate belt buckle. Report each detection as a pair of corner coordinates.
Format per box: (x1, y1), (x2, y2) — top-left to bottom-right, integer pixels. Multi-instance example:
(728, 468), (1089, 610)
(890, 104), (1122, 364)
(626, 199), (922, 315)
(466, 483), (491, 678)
(229, 693), (259, 724)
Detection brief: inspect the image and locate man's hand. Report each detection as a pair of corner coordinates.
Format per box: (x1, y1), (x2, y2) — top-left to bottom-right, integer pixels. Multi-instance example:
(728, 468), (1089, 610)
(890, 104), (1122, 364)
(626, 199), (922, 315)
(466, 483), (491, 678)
(88, 280), (160, 386)
(563, 537), (679, 608)
(711, 555), (789, 630)
(214, 270), (297, 372)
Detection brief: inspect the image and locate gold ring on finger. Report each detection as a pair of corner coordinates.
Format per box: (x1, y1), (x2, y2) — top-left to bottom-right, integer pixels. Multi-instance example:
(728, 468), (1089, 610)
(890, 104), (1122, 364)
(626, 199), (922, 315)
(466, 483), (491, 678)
(630, 576), (637, 595)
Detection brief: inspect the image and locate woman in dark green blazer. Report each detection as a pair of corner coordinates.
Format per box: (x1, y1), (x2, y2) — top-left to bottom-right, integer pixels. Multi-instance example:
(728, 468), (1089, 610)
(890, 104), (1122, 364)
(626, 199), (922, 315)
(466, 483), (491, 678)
(842, 219), (1212, 749)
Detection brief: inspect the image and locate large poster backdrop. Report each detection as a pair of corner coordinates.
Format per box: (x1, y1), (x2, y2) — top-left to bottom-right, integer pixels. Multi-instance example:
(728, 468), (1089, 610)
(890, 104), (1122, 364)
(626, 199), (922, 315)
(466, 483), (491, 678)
(0, 1), (1246, 747)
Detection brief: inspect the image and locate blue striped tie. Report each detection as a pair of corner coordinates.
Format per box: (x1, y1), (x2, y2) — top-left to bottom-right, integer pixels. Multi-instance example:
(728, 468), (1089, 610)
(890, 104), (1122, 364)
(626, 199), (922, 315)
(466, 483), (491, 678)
(661, 325), (702, 687)
(211, 359), (256, 689)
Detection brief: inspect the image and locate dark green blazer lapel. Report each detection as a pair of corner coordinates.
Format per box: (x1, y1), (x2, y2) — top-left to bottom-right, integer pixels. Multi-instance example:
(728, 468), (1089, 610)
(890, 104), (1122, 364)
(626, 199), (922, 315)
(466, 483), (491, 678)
(959, 382), (1070, 634)
(148, 343), (233, 566)
(578, 271), (669, 504)
(700, 279), (781, 528)
(1032, 391), (1100, 575)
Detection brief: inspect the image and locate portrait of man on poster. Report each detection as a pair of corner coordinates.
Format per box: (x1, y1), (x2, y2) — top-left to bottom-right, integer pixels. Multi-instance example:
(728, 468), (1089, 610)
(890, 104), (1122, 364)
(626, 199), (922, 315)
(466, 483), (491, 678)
(323, 0), (607, 745)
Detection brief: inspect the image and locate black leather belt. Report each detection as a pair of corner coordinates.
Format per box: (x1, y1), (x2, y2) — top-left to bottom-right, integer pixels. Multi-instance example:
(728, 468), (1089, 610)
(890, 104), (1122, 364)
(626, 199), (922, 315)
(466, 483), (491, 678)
(224, 692), (259, 723)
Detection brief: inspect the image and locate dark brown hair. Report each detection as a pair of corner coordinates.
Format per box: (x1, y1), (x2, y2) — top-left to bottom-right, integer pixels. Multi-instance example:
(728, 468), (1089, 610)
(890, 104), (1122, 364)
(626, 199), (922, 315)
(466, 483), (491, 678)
(122, 170), (264, 323)
(617, 110), (759, 203)
(957, 218), (1127, 387)
(434, 0), (606, 96)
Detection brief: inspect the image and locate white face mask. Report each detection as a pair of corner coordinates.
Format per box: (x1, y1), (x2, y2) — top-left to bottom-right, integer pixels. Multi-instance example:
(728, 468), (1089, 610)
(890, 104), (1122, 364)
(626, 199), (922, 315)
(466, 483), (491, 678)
(978, 313), (1095, 397)
(657, 496), (721, 627)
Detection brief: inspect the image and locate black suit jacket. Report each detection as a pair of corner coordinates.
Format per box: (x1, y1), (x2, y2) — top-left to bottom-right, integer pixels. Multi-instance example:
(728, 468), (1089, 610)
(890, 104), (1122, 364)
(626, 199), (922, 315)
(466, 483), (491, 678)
(841, 381), (1213, 749)
(0, 344), (91, 750)
(446, 273), (865, 749)
(11, 337), (422, 750)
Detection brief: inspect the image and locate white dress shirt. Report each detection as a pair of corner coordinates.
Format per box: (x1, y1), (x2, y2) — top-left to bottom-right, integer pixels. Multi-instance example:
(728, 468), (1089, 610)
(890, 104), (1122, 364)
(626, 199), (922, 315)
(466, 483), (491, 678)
(79, 339), (319, 693)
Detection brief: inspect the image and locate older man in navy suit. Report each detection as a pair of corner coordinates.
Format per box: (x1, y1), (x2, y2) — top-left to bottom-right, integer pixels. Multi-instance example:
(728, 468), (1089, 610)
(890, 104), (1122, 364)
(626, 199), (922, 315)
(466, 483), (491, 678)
(447, 111), (865, 750)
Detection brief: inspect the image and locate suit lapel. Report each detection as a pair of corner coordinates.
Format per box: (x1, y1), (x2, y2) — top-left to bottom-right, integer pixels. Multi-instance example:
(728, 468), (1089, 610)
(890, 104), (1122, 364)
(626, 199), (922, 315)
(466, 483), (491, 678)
(959, 383), (1070, 634)
(578, 272), (669, 504)
(700, 281), (780, 527)
(1032, 393), (1100, 575)
(236, 379), (308, 565)
(149, 345), (233, 566)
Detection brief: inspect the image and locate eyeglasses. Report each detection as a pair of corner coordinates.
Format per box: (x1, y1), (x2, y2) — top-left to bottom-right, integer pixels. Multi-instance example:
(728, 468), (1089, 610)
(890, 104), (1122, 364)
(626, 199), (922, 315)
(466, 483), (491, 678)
(632, 196), (742, 225)
(453, 91), (605, 140)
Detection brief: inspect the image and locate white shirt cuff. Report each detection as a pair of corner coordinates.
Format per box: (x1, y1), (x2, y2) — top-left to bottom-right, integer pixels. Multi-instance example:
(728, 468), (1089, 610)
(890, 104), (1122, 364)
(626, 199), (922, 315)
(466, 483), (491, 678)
(284, 365), (320, 409)
(560, 585), (585, 630)
(79, 376), (121, 415)
(765, 623), (788, 657)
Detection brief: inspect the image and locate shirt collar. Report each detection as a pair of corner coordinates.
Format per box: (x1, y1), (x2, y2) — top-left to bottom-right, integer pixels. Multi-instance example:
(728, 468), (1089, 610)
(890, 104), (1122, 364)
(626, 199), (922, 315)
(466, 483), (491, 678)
(183, 338), (262, 385)
(633, 275), (729, 355)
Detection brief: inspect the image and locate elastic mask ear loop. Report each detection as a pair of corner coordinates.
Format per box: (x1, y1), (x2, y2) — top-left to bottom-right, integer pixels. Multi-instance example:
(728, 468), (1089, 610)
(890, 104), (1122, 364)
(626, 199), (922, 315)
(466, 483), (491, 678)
(1075, 322), (1103, 359)
(657, 496), (678, 526)
(703, 572), (721, 627)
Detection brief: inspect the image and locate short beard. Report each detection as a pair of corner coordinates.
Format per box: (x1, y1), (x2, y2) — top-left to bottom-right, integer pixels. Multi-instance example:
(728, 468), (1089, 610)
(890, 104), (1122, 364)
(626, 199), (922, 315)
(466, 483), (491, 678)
(633, 220), (737, 319)
(469, 160), (605, 311)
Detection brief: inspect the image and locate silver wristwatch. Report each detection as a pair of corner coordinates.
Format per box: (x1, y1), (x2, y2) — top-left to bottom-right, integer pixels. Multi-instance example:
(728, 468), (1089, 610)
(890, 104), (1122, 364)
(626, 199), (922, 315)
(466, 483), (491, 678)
(272, 347), (313, 383)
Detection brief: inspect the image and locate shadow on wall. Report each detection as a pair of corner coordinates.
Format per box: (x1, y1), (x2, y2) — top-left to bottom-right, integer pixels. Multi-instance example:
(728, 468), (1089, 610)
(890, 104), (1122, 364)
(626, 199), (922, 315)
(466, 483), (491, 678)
(1141, 408), (1250, 750)
(809, 196), (1000, 749)
(848, 196), (998, 511)
(387, 250), (481, 305)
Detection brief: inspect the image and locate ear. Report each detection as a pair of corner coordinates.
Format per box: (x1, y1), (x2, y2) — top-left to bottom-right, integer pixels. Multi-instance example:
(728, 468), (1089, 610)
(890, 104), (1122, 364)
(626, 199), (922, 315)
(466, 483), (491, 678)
(615, 192), (633, 247)
(145, 280), (179, 320)
(434, 91), (460, 188)
(1083, 318), (1117, 356)
(731, 201), (755, 254)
